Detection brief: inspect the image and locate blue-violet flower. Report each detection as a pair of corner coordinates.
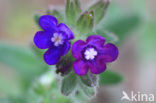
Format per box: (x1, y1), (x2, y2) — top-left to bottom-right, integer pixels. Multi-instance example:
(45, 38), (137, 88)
(34, 15), (74, 65)
(72, 35), (118, 75)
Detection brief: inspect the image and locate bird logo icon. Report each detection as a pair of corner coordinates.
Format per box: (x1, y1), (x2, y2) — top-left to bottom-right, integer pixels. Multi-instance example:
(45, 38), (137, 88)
(121, 91), (131, 101)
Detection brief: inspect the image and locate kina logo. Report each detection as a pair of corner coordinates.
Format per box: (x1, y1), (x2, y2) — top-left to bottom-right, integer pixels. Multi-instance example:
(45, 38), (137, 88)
(121, 91), (155, 102)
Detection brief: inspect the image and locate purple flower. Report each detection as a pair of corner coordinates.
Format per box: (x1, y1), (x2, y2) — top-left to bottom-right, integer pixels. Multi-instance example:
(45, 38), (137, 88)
(72, 35), (118, 76)
(34, 15), (74, 65)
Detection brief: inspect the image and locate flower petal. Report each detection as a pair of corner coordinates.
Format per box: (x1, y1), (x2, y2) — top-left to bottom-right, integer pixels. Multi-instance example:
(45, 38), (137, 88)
(58, 23), (74, 40)
(39, 15), (58, 31)
(72, 40), (86, 59)
(100, 43), (119, 62)
(86, 35), (106, 47)
(89, 56), (107, 74)
(33, 31), (52, 49)
(59, 42), (71, 56)
(73, 60), (89, 76)
(44, 47), (61, 65)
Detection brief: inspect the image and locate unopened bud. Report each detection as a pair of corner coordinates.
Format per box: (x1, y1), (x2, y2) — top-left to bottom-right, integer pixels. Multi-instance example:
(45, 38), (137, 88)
(89, 0), (111, 24)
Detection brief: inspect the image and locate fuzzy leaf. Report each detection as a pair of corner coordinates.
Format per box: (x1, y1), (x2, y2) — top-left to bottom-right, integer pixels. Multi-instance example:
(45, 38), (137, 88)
(80, 73), (98, 87)
(66, 0), (81, 25)
(0, 44), (48, 79)
(61, 72), (77, 96)
(104, 14), (141, 40)
(77, 11), (94, 34)
(89, 0), (110, 24)
(80, 82), (96, 97)
(99, 70), (123, 85)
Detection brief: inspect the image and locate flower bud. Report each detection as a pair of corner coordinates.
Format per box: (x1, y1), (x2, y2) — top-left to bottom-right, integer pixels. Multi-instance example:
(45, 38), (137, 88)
(56, 53), (74, 76)
(77, 11), (94, 34)
(89, 0), (110, 24)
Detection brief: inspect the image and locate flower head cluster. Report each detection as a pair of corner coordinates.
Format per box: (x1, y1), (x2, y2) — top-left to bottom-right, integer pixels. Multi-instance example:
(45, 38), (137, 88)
(32, 0), (119, 98)
(72, 35), (119, 75)
(34, 15), (74, 65)
(34, 15), (118, 75)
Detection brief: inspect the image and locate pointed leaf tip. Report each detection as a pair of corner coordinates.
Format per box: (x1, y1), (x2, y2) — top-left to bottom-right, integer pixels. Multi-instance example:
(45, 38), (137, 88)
(61, 72), (77, 96)
(80, 82), (96, 97)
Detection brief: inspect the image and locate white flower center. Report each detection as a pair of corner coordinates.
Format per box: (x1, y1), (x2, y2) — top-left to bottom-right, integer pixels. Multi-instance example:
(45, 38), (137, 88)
(51, 33), (63, 46)
(84, 48), (97, 60)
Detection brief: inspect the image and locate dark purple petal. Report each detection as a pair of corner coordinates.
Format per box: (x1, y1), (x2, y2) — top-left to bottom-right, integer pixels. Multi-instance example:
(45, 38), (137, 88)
(73, 60), (89, 76)
(89, 56), (106, 74)
(39, 15), (58, 31)
(72, 40), (86, 59)
(100, 43), (119, 62)
(33, 31), (52, 49)
(59, 42), (71, 56)
(58, 23), (74, 40)
(44, 47), (61, 65)
(86, 35), (106, 47)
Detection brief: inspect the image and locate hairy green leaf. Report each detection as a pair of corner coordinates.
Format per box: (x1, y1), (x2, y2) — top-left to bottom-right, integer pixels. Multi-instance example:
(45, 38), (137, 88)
(80, 73), (98, 87)
(0, 44), (48, 79)
(80, 83), (96, 97)
(61, 72), (77, 96)
(66, 0), (81, 25)
(104, 14), (141, 40)
(99, 70), (123, 85)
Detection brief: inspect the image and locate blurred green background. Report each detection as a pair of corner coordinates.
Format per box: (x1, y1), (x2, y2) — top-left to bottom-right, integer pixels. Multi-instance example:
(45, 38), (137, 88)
(0, 0), (156, 103)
